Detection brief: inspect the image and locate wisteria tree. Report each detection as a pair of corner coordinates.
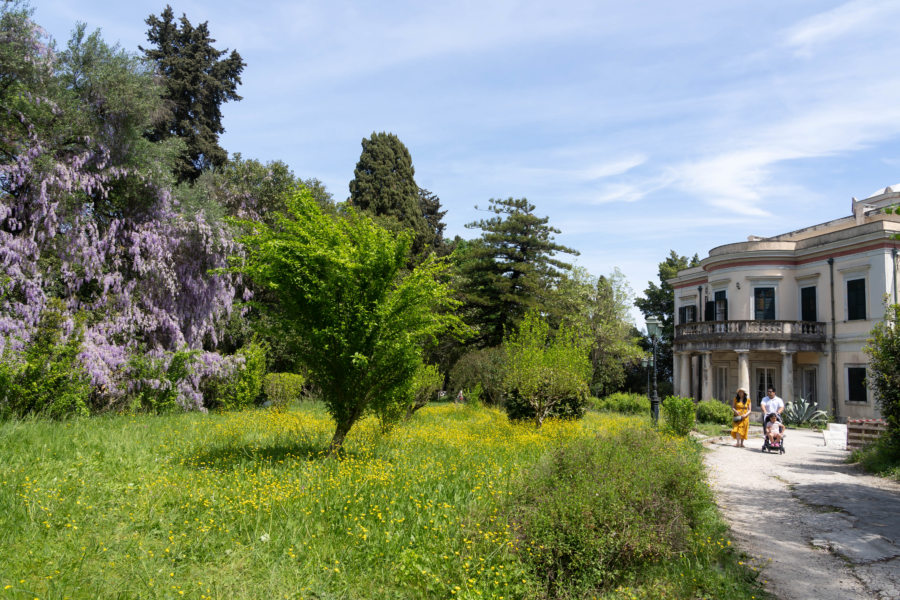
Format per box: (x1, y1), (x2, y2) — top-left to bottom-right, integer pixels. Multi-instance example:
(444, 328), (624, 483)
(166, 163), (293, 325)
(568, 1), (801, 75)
(0, 4), (242, 412)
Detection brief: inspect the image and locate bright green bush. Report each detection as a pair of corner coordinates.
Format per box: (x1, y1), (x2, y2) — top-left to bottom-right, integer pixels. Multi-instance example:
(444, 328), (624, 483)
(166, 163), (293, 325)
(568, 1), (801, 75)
(503, 310), (591, 427)
(212, 341), (267, 410)
(590, 392), (650, 415)
(262, 372), (306, 409)
(0, 301), (92, 419)
(507, 425), (712, 596)
(662, 395), (695, 436)
(695, 399), (733, 425)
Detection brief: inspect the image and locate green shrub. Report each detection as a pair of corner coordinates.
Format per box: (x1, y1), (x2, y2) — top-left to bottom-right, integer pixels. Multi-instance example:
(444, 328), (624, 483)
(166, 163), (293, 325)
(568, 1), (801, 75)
(865, 303), (900, 443)
(695, 399), (733, 425)
(590, 392), (650, 415)
(126, 348), (198, 414)
(449, 346), (506, 406)
(507, 426), (711, 596)
(262, 372), (306, 409)
(0, 301), (92, 419)
(850, 435), (900, 480)
(504, 388), (587, 422)
(662, 395), (695, 436)
(211, 341), (267, 411)
(503, 311), (591, 427)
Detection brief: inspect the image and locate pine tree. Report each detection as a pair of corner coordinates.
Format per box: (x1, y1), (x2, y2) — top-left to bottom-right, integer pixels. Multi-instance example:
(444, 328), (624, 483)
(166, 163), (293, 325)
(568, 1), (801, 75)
(141, 5), (245, 182)
(459, 197), (578, 347)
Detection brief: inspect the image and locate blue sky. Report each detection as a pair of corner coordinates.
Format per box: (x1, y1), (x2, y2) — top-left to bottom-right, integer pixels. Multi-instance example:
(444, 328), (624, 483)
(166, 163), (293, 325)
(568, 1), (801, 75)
(31, 0), (900, 325)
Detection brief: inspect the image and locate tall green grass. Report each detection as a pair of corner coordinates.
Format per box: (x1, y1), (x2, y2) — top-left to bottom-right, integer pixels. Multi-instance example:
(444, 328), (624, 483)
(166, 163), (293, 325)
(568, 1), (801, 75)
(0, 405), (766, 599)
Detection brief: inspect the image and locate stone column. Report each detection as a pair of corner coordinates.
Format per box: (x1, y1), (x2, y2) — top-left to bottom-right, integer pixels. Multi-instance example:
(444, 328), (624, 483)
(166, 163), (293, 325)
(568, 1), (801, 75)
(736, 350), (750, 393)
(679, 352), (691, 398)
(672, 352), (681, 397)
(818, 353), (829, 412)
(701, 351), (713, 401)
(690, 354), (700, 401)
(781, 351), (795, 404)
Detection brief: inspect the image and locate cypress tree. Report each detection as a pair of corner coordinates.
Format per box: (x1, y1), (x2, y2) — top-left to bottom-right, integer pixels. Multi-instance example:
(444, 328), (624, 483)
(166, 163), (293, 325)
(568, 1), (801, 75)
(348, 132), (430, 257)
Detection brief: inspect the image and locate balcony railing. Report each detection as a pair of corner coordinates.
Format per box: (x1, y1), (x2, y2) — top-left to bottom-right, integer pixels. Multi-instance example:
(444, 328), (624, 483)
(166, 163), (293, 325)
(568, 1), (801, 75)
(675, 320), (826, 340)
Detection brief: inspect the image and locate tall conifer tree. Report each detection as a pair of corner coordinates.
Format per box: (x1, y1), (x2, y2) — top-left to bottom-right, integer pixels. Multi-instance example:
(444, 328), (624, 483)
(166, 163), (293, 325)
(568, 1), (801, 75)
(459, 197), (578, 347)
(141, 5), (245, 182)
(348, 132), (431, 257)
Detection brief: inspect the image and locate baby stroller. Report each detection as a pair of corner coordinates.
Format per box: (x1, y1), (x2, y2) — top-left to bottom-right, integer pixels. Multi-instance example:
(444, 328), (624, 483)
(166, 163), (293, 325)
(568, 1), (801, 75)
(761, 413), (785, 454)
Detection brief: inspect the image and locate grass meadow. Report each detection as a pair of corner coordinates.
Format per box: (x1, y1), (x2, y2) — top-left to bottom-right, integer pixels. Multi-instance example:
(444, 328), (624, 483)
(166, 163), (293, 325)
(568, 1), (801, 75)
(0, 404), (766, 599)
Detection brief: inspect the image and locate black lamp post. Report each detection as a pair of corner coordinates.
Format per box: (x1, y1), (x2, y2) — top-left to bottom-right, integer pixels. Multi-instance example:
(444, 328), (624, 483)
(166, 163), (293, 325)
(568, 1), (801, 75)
(641, 354), (654, 398)
(646, 316), (662, 424)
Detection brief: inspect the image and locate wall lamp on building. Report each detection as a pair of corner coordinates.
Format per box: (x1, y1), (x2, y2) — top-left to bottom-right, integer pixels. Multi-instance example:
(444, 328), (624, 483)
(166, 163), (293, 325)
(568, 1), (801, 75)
(645, 316), (662, 424)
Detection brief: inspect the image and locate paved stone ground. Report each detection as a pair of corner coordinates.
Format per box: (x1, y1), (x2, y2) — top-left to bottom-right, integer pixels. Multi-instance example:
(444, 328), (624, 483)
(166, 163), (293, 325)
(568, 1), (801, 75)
(703, 426), (900, 600)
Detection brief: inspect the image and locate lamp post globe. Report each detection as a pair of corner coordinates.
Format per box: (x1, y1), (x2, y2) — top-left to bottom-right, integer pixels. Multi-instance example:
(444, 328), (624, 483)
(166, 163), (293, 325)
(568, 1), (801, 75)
(645, 317), (662, 424)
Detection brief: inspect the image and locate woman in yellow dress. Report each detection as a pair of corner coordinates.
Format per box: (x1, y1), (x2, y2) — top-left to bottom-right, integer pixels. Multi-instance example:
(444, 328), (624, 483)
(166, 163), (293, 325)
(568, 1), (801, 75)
(731, 387), (751, 447)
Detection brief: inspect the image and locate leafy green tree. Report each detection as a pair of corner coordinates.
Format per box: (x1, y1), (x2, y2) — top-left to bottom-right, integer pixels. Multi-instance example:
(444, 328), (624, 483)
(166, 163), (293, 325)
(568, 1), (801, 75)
(142, 5), (245, 182)
(504, 310), (591, 428)
(865, 303), (900, 444)
(549, 268), (643, 397)
(634, 250), (700, 383)
(459, 197), (578, 347)
(231, 186), (465, 454)
(348, 132), (432, 256)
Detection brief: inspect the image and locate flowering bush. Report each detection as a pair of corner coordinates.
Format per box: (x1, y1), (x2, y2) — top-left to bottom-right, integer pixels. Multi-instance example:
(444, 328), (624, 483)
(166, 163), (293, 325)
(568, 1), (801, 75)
(0, 7), (242, 412)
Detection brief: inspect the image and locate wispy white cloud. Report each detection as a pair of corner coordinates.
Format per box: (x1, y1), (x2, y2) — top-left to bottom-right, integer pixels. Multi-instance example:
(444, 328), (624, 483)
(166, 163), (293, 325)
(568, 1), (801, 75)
(783, 0), (900, 57)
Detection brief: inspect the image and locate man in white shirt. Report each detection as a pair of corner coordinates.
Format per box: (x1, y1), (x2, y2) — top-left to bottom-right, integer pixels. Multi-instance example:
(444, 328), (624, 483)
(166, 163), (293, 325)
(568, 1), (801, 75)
(761, 386), (784, 419)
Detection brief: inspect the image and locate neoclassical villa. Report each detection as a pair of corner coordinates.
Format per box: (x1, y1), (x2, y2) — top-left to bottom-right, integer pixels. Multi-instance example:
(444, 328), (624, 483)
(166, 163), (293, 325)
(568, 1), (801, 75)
(669, 186), (900, 420)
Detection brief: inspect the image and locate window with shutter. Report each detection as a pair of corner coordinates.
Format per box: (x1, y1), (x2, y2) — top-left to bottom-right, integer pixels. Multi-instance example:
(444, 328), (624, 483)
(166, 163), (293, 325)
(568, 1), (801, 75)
(714, 291), (727, 321)
(847, 279), (866, 320)
(754, 287), (775, 320)
(847, 367), (867, 403)
(801, 286), (817, 322)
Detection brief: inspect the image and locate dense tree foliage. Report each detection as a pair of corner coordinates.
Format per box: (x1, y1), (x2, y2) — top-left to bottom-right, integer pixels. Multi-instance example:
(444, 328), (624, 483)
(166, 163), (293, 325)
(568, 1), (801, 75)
(459, 198), (578, 347)
(865, 303), (900, 443)
(142, 5), (245, 182)
(0, 4), (248, 412)
(503, 310), (591, 428)
(634, 250), (700, 383)
(549, 268), (643, 397)
(348, 132), (430, 255)
(231, 187), (465, 453)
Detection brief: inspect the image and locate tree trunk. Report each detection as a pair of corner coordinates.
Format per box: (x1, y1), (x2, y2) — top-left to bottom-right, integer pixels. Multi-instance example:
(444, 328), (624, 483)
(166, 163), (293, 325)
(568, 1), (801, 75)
(328, 421), (352, 457)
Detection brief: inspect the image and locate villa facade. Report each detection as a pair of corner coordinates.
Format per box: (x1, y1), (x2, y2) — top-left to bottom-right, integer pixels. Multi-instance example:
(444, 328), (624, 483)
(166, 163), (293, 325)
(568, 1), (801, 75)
(669, 187), (900, 421)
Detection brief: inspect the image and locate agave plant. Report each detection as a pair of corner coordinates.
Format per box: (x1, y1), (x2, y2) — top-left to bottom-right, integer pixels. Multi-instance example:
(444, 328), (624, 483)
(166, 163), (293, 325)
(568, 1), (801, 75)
(783, 397), (828, 427)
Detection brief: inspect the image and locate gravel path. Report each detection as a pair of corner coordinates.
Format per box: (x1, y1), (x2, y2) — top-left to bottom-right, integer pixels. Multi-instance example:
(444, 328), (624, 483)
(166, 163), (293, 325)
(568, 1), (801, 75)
(702, 426), (900, 600)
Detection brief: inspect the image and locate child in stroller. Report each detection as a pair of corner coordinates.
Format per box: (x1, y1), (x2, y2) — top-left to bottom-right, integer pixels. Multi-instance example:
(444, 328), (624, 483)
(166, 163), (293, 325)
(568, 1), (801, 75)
(762, 412), (785, 454)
